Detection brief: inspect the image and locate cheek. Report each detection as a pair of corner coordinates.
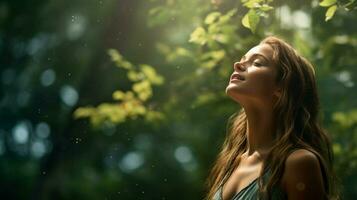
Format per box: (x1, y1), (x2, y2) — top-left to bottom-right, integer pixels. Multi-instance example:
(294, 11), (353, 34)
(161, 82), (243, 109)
(248, 68), (277, 91)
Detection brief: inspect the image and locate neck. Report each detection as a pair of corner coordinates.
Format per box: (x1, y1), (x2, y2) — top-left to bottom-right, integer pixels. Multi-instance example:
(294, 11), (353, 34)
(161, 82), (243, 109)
(243, 104), (276, 156)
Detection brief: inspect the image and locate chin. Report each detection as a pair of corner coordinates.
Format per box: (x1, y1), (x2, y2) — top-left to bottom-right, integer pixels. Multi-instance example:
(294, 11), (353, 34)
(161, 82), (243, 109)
(226, 86), (240, 101)
(226, 83), (240, 95)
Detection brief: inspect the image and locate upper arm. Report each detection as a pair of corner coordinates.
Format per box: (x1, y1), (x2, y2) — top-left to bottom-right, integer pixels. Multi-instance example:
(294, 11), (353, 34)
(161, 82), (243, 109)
(281, 149), (326, 200)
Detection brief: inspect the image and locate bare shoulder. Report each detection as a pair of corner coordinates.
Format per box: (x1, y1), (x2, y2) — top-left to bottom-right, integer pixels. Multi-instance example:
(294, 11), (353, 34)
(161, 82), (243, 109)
(281, 149), (326, 200)
(285, 149), (321, 169)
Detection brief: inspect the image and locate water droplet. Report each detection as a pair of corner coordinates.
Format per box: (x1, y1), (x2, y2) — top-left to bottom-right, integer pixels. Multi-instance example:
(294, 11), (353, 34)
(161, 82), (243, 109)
(74, 137), (82, 144)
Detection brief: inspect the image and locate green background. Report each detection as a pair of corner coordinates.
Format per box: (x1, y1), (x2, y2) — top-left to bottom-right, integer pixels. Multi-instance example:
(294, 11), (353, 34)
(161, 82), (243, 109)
(0, 0), (356, 199)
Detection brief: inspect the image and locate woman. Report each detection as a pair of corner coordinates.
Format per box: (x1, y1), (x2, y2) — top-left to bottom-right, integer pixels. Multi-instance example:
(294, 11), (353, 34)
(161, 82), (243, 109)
(206, 36), (339, 200)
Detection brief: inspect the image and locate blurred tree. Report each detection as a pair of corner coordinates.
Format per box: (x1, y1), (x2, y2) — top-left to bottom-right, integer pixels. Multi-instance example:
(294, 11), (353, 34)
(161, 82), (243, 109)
(0, 0), (356, 199)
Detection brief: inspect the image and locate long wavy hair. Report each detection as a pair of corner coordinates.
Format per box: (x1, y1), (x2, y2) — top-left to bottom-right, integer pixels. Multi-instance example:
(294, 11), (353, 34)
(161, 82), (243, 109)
(205, 36), (339, 200)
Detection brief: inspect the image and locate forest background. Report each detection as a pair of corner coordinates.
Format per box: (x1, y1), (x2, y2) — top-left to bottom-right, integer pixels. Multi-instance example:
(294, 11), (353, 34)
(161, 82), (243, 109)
(0, 0), (356, 199)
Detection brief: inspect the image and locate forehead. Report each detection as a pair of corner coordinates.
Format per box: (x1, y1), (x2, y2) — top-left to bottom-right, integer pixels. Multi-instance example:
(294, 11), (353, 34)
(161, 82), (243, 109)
(244, 44), (274, 60)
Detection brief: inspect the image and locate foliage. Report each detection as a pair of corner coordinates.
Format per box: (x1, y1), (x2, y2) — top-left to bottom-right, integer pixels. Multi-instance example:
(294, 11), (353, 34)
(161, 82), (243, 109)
(1, 0), (357, 199)
(74, 49), (164, 126)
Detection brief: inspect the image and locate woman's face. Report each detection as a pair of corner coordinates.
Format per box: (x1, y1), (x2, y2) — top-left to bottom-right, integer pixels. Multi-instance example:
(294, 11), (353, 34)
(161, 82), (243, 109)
(226, 43), (280, 107)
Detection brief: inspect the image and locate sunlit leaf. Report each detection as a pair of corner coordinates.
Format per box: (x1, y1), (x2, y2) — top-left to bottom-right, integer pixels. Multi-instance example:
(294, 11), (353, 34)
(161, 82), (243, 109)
(175, 47), (191, 57)
(213, 34), (229, 43)
(260, 4), (274, 11)
(204, 12), (221, 24)
(74, 107), (95, 118)
(319, 0), (337, 7)
(107, 49), (133, 70)
(189, 27), (207, 45)
(325, 5), (337, 21)
(112, 90), (125, 100)
(211, 50), (226, 60)
(242, 9), (260, 33)
(242, 13), (250, 29)
(225, 8), (238, 17)
(218, 9), (237, 23)
(140, 64), (164, 85)
(243, 0), (263, 8)
(128, 70), (142, 81)
(107, 48), (122, 62)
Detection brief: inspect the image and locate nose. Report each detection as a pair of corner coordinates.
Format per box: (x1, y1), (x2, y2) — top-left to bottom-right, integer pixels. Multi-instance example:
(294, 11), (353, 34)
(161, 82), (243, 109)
(233, 61), (246, 72)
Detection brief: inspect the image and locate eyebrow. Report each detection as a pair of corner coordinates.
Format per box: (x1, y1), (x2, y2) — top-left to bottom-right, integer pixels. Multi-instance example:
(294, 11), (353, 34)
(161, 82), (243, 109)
(240, 53), (269, 63)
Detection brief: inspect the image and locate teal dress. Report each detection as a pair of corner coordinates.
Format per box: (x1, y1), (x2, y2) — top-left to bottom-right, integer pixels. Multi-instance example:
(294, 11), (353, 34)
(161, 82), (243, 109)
(213, 170), (286, 200)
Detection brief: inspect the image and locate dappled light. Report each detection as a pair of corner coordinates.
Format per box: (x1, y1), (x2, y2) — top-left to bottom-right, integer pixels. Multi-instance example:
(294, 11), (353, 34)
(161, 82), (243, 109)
(0, 0), (356, 199)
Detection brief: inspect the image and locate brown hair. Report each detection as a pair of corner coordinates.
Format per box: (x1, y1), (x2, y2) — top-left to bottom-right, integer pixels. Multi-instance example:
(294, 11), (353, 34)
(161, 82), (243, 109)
(205, 36), (339, 199)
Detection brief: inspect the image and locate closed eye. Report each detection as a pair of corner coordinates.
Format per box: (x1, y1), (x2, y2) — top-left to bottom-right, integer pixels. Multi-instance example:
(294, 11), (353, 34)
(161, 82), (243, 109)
(253, 61), (262, 66)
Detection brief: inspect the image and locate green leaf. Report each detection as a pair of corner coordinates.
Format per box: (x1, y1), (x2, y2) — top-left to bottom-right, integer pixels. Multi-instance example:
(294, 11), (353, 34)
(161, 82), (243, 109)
(211, 50), (226, 61)
(140, 64), (164, 85)
(242, 9), (260, 33)
(219, 9), (237, 23)
(243, 0), (263, 8)
(74, 107), (95, 119)
(242, 12), (250, 29)
(112, 90), (125, 100)
(132, 80), (152, 101)
(260, 4), (274, 11)
(107, 49), (122, 62)
(325, 5), (337, 21)
(226, 9), (238, 17)
(319, 0), (337, 7)
(107, 49), (134, 70)
(189, 27), (207, 45)
(128, 71), (141, 81)
(204, 12), (221, 24)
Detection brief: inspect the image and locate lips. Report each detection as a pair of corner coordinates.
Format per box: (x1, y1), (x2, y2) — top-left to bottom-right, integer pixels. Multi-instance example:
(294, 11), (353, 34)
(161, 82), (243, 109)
(230, 73), (245, 81)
